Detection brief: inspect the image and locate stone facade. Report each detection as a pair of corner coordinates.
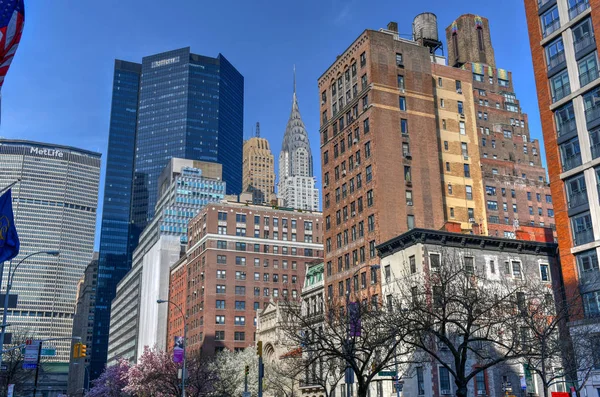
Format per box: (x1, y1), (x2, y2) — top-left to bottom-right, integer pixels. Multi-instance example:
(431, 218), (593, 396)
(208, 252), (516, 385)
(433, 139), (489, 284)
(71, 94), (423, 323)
(378, 228), (561, 397)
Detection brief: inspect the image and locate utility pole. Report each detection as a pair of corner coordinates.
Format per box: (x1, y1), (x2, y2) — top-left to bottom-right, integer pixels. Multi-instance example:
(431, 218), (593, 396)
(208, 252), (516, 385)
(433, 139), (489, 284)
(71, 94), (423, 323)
(32, 340), (43, 397)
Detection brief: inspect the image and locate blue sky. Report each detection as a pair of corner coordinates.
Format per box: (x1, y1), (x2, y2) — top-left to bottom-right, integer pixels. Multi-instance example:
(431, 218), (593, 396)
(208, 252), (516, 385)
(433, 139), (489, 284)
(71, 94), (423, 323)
(0, 0), (542, 249)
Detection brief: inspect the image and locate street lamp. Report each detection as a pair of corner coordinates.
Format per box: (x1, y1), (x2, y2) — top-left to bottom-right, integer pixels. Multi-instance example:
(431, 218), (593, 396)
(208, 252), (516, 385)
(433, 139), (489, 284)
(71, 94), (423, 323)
(0, 250), (60, 352)
(157, 299), (187, 397)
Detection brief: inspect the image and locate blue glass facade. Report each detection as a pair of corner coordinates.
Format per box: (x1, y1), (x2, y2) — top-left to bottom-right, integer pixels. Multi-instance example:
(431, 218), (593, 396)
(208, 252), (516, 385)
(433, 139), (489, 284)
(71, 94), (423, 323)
(92, 49), (243, 379)
(91, 60), (141, 379)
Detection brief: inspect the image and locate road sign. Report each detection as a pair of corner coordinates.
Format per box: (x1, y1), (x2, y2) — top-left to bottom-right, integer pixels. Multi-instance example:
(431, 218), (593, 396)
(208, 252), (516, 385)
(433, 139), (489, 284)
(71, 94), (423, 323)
(41, 348), (56, 356)
(23, 340), (40, 370)
(22, 363), (37, 370)
(243, 392), (251, 397)
(378, 371), (396, 377)
(394, 382), (404, 392)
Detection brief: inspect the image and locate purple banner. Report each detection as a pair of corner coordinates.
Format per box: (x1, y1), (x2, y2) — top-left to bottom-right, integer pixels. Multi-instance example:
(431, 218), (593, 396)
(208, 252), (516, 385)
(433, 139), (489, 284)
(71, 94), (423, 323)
(173, 336), (184, 363)
(348, 302), (361, 337)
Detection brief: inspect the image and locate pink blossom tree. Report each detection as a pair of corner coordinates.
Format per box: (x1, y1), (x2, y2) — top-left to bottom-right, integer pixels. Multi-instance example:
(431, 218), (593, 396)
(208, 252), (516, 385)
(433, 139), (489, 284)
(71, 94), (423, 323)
(85, 357), (131, 397)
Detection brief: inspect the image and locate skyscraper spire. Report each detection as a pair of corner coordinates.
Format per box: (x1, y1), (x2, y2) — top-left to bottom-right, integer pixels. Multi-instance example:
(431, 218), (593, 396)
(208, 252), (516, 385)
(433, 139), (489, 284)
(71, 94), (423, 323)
(293, 64), (296, 96)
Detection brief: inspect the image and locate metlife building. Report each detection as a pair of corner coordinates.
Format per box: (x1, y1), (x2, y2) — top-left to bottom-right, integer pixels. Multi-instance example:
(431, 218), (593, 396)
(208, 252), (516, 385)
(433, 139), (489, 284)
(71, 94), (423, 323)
(0, 139), (101, 362)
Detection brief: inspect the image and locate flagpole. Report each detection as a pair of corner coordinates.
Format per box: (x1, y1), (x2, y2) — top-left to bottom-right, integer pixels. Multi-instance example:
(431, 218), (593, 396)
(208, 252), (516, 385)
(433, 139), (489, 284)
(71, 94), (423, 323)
(0, 179), (20, 196)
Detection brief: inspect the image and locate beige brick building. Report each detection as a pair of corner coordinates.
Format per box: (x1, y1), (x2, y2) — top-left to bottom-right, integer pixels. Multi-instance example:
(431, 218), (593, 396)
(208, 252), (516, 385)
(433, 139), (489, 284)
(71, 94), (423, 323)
(242, 133), (276, 204)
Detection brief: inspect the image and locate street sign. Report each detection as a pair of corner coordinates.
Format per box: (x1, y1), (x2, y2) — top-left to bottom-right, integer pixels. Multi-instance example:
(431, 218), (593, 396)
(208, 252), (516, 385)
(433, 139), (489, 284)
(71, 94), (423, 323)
(243, 392), (251, 397)
(22, 363), (37, 370)
(394, 382), (404, 392)
(378, 371), (396, 377)
(23, 340), (40, 370)
(41, 348), (56, 356)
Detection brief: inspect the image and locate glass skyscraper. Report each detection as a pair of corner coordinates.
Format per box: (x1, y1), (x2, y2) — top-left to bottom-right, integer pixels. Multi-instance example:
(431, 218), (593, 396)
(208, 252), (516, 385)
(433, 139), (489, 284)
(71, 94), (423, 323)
(92, 49), (243, 378)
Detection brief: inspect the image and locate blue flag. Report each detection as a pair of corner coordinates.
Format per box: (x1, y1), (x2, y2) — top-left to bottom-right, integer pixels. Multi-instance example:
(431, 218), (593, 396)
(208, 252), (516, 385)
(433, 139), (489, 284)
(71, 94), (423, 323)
(0, 189), (19, 263)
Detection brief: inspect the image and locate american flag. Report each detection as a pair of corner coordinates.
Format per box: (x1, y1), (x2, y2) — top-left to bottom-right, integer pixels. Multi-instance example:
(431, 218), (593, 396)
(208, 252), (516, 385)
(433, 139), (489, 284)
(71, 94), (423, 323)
(0, 0), (24, 90)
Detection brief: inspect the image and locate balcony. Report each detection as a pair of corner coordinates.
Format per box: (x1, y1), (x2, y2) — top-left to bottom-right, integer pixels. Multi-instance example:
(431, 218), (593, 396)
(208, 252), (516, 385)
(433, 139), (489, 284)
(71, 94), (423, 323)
(585, 104), (600, 125)
(543, 19), (561, 38)
(574, 228), (595, 245)
(569, 0), (590, 20)
(562, 152), (583, 171)
(548, 52), (566, 73)
(557, 118), (577, 138)
(568, 190), (589, 208)
(552, 83), (571, 102)
(538, 0), (554, 7)
(574, 35), (596, 56)
(580, 67), (598, 87)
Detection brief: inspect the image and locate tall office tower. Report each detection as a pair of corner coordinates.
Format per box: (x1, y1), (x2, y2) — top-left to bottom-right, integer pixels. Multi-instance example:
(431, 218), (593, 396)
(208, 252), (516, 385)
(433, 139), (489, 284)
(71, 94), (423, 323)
(68, 254), (98, 397)
(446, 15), (554, 238)
(524, 2), (600, 389)
(432, 63), (488, 233)
(93, 49), (243, 378)
(243, 125), (276, 204)
(318, 22), (445, 303)
(107, 159), (225, 365)
(0, 140), (101, 364)
(92, 59), (141, 379)
(277, 77), (319, 211)
(168, 200), (323, 354)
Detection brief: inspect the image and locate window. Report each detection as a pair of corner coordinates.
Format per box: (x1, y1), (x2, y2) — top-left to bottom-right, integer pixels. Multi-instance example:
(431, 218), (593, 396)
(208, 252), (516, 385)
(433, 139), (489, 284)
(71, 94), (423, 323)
(579, 51), (599, 87)
(583, 291), (600, 318)
(560, 137), (582, 171)
(366, 165), (372, 182)
(572, 18), (594, 52)
(401, 119), (408, 134)
(234, 331), (245, 341)
(365, 141), (371, 158)
(464, 164), (471, 178)
(568, 0), (590, 19)
(572, 212), (594, 245)
(217, 269), (226, 279)
(405, 166), (411, 183)
(448, 184), (453, 195)
(216, 300), (225, 309)
(406, 190), (413, 206)
(439, 367), (451, 394)
(234, 316), (246, 326)
(396, 53), (403, 67)
(540, 264), (550, 281)
(360, 51), (366, 67)
(551, 69), (571, 102)
(487, 201), (498, 210)
(235, 286), (246, 295)
(475, 371), (487, 396)
(399, 96), (406, 111)
(458, 101), (464, 114)
(541, 6), (560, 37)
(367, 190), (374, 207)
(409, 255), (416, 274)
(364, 118), (370, 133)
(216, 315), (225, 325)
(566, 173), (588, 209)
(398, 75), (405, 89)
(369, 240), (376, 258)
(466, 185), (473, 200)
(459, 121), (466, 135)
(236, 214), (247, 223)
(417, 367), (425, 395)
(446, 162), (450, 172)
(368, 214), (375, 232)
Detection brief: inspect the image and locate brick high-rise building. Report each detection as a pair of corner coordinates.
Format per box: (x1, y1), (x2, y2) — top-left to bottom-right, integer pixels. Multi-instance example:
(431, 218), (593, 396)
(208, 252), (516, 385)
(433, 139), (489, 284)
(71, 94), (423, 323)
(242, 128), (276, 204)
(523, 1), (600, 385)
(168, 200), (323, 354)
(318, 22), (446, 302)
(446, 15), (555, 238)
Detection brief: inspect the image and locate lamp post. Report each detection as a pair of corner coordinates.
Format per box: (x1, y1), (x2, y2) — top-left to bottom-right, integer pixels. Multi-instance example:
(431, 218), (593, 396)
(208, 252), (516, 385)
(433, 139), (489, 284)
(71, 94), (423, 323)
(345, 263), (381, 397)
(158, 299), (187, 397)
(0, 250), (60, 352)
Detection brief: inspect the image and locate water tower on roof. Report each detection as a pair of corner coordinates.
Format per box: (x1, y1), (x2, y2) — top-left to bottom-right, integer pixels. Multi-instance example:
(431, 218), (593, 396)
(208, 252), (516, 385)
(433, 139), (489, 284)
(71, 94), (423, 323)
(413, 12), (443, 54)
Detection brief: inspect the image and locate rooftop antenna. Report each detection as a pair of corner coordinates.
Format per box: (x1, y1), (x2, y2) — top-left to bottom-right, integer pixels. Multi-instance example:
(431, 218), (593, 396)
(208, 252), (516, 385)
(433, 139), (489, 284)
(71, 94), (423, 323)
(256, 122), (260, 138)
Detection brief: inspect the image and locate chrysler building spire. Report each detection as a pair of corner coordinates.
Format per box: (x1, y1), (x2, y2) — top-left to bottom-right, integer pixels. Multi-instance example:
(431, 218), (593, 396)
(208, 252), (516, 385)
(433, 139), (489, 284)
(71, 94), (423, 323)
(277, 68), (319, 211)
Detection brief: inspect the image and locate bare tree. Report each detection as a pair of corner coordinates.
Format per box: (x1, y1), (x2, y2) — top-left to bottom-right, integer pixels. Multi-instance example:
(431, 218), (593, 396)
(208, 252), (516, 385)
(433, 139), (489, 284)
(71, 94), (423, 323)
(280, 292), (415, 397)
(519, 281), (599, 397)
(387, 248), (534, 397)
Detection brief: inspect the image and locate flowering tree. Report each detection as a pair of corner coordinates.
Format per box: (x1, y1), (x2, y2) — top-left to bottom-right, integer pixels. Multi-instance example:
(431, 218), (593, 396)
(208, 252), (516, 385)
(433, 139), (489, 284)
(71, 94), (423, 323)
(85, 358), (131, 397)
(123, 346), (217, 397)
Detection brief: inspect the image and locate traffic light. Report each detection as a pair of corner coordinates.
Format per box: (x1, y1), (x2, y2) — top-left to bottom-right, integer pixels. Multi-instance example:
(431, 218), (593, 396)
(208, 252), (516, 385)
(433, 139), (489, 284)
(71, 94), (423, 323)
(72, 343), (81, 359)
(79, 344), (87, 358)
(256, 341), (263, 357)
(245, 365), (249, 376)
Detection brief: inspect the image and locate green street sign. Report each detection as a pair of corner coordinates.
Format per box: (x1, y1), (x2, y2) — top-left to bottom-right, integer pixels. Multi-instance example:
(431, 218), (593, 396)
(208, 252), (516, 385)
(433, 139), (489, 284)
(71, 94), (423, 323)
(41, 348), (56, 356)
(378, 371), (396, 377)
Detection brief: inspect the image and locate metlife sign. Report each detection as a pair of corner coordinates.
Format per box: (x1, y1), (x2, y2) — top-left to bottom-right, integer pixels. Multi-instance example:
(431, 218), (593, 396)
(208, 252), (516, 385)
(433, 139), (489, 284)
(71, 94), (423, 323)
(29, 147), (64, 158)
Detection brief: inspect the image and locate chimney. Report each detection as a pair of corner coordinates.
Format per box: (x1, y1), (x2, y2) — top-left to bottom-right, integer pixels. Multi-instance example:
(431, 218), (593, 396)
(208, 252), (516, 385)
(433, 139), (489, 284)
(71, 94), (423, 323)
(387, 22), (398, 32)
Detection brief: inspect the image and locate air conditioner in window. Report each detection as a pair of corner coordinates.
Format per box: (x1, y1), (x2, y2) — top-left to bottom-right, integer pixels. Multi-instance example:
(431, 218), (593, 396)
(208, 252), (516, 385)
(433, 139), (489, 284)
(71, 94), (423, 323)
(342, 170), (347, 176)
(442, 390), (452, 395)
(477, 390), (487, 395)
(404, 152), (412, 159)
(464, 155), (469, 160)
(400, 88), (405, 93)
(353, 138), (359, 144)
(457, 88), (463, 94)
(469, 218), (476, 223)
(323, 183), (328, 188)
(460, 113), (465, 119)
(352, 211), (356, 216)
(406, 201), (413, 206)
